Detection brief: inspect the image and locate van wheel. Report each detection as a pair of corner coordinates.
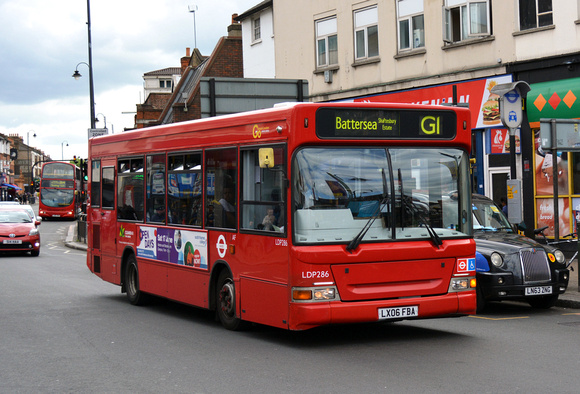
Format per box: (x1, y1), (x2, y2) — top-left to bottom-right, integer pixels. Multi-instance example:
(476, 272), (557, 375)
(125, 255), (149, 305)
(216, 270), (245, 330)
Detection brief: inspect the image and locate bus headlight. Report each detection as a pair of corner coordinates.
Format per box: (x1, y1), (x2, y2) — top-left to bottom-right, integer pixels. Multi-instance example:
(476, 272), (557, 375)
(449, 276), (476, 292)
(292, 286), (339, 302)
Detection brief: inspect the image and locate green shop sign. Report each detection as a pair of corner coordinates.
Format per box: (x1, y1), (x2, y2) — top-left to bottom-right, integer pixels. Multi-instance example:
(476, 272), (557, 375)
(527, 77), (580, 124)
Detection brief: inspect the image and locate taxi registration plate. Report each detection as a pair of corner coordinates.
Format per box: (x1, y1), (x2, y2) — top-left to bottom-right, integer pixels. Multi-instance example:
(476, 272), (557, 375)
(525, 286), (552, 296)
(378, 306), (419, 320)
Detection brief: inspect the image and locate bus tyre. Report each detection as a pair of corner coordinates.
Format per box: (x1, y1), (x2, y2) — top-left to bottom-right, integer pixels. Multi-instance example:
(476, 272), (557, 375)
(125, 255), (149, 306)
(216, 270), (245, 330)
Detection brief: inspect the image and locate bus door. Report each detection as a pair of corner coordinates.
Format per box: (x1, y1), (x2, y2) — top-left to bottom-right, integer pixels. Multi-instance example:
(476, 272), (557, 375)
(100, 165), (118, 282)
(89, 159), (118, 283)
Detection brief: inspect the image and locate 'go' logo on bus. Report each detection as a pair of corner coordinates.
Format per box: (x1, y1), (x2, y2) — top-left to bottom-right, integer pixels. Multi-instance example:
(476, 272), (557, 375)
(420, 116), (441, 135)
(253, 124), (269, 139)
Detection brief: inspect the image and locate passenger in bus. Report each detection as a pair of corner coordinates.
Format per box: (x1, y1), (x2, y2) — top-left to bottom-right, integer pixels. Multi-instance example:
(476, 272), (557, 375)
(218, 186), (236, 228)
(151, 206), (166, 222)
(206, 204), (215, 226)
(120, 203), (138, 220)
(262, 208), (277, 231)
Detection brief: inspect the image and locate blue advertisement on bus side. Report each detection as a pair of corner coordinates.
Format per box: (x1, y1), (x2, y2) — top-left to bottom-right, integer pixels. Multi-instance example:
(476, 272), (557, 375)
(137, 226), (208, 269)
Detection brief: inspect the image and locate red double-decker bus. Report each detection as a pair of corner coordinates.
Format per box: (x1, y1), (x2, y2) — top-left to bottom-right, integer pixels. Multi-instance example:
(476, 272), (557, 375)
(39, 161), (81, 220)
(86, 102), (476, 331)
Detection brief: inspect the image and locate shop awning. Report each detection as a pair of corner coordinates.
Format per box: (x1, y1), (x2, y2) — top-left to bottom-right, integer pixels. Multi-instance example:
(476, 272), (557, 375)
(527, 77), (580, 127)
(1, 183), (22, 190)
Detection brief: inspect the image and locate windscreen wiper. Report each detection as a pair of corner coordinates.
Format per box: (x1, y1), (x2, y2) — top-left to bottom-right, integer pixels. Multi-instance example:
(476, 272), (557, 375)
(397, 169), (442, 249)
(346, 168), (389, 253)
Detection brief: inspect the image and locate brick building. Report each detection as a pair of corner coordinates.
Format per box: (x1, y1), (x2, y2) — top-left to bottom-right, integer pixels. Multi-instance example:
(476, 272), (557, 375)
(134, 15), (243, 128)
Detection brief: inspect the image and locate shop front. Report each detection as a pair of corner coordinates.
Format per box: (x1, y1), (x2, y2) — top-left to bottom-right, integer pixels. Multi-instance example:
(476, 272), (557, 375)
(527, 77), (580, 239)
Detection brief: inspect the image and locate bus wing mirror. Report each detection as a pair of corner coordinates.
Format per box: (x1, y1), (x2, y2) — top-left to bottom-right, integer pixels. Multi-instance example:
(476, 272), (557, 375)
(259, 148), (275, 168)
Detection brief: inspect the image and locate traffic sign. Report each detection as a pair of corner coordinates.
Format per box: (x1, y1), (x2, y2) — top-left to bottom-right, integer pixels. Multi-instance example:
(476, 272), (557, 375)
(88, 128), (108, 139)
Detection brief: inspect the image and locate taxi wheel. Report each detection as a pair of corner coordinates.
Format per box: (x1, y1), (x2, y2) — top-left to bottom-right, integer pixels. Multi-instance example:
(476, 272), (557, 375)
(528, 294), (558, 309)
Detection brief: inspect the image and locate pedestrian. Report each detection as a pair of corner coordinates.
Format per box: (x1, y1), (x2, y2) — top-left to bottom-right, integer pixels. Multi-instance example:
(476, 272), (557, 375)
(500, 197), (508, 216)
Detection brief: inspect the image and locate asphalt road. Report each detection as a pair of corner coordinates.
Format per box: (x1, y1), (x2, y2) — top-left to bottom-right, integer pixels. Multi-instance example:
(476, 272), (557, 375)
(1, 219), (580, 393)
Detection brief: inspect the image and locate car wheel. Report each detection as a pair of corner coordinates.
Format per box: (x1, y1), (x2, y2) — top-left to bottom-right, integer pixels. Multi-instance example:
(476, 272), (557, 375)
(30, 249), (40, 257)
(216, 270), (246, 330)
(125, 254), (149, 306)
(528, 294), (558, 309)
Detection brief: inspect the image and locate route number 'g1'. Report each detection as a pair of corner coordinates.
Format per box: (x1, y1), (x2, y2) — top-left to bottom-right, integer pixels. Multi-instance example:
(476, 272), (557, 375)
(421, 116), (440, 135)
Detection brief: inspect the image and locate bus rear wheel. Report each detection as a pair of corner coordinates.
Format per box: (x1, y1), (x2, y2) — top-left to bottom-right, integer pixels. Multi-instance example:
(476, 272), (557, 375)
(216, 270), (245, 330)
(125, 255), (149, 306)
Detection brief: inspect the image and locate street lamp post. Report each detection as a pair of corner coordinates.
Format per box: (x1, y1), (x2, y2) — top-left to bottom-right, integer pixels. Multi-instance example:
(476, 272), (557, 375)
(96, 113), (107, 129)
(61, 141), (69, 160)
(72, 0), (96, 130)
(27, 130), (36, 194)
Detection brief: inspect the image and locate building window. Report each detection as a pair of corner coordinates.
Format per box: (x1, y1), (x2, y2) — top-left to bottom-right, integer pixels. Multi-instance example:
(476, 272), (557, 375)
(253, 17), (261, 42)
(397, 0), (425, 51)
(316, 17), (338, 68)
(519, 0), (552, 31)
(354, 6), (379, 60)
(159, 79), (171, 89)
(443, 0), (490, 44)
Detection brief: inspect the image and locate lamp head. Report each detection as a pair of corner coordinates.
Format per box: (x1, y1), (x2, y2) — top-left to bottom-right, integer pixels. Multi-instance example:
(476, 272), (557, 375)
(72, 70), (82, 80)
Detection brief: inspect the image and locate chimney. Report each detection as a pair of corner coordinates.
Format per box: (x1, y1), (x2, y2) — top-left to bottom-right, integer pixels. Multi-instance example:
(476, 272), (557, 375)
(228, 14), (242, 37)
(181, 48), (191, 75)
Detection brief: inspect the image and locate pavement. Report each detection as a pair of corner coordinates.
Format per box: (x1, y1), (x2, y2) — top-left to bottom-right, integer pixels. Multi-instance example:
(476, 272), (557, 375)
(63, 222), (580, 309)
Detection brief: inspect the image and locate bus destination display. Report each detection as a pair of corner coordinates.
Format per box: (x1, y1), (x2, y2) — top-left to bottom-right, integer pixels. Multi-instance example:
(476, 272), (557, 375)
(316, 108), (456, 139)
(43, 180), (74, 188)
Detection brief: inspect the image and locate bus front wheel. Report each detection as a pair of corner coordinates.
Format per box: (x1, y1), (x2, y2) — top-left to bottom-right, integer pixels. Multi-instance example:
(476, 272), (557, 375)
(125, 255), (149, 306)
(216, 270), (245, 330)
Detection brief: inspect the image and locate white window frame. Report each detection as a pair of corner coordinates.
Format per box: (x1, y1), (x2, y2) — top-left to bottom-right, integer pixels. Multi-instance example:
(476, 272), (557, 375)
(443, 0), (490, 44)
(252, 16), (261, 43)
(397, 0), (425, 51)
(518, 0), (553, 31)
(316, 17), (338, 68)
(354, 6), (379, 61)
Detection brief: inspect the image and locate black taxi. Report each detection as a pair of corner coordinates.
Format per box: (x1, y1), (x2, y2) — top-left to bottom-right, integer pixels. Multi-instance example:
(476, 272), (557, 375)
(472, 194), (570, 312)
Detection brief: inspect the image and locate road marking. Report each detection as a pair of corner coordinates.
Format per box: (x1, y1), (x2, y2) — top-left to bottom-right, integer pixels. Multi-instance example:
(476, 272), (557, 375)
(562, 312), (580, 316)
(469, 315), (529, 321)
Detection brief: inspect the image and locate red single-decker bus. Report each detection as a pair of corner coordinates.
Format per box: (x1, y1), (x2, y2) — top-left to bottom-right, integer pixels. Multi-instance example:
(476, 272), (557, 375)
(86, 102), (477, 331)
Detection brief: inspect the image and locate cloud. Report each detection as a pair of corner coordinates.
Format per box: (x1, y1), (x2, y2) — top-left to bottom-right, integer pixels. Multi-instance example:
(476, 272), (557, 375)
(0, 0), (258, 160)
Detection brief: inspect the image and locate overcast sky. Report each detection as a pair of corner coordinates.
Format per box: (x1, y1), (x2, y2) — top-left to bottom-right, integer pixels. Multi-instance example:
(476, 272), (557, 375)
(0, 0), (258, 161)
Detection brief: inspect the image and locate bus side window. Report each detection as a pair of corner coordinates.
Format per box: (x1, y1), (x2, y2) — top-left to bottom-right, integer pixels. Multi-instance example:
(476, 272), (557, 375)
(205, 148), (237, 230)
(117, 158), (145, 221)
(240, 146), (286, 233)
